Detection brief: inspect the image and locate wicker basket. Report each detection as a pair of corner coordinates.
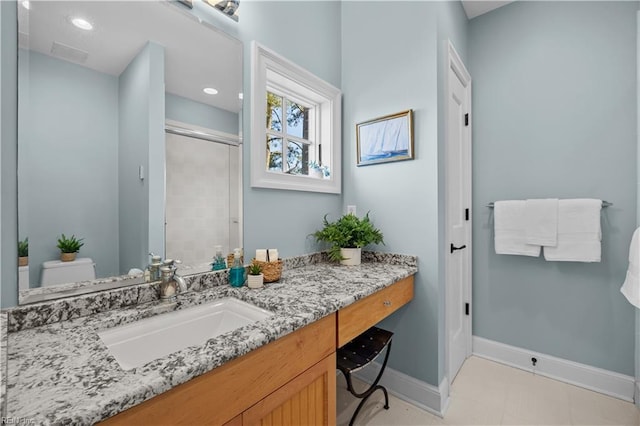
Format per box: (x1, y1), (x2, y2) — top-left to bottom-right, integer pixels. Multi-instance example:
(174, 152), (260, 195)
(251, 259), (283, 283)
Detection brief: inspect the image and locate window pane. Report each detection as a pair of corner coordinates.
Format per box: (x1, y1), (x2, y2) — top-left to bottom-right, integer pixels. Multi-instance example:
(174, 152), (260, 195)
(286, 99), (309, 139)
(266, 92), (283, 132)
(286, 139), (309, 175)
(267, 136), (283, 172)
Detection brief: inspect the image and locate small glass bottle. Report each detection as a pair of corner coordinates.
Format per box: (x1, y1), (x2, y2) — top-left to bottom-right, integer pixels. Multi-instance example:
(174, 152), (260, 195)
(228, 248), (246, 287)
(148, 253), (163, 281)
(212, 245), (227, 271)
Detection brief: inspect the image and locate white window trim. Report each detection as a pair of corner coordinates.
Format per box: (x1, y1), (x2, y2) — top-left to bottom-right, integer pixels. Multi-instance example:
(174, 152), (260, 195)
(250, 41), (341, 194)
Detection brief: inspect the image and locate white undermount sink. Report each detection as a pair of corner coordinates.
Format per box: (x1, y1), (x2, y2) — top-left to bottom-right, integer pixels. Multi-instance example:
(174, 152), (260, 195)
(98, 297), (273, 370)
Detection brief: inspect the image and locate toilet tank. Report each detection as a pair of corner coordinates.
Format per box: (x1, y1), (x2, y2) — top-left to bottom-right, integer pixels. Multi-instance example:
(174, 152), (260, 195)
(40, 258), (96, 287)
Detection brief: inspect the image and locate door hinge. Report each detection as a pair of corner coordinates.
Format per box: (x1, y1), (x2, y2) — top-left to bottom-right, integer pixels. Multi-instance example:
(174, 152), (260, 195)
(465, 208), (470, 221)
(465, 303), (470, 316)
(464, 113), (469, 126)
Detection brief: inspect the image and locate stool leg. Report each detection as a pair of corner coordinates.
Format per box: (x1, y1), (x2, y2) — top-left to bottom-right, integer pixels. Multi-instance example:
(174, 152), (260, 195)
(344, 340), (393, 425)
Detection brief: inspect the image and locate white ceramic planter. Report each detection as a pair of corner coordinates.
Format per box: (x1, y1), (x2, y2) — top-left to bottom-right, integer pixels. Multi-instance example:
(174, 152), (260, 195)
(247, 273), (264, 289)
(340, 248), (361, 266)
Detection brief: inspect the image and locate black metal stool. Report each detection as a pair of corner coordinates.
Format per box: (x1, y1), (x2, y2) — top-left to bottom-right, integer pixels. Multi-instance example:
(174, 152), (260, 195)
(337, 326), (393, 426)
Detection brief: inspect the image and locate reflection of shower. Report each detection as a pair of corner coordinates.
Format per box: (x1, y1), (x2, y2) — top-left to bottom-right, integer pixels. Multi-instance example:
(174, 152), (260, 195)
(165, 126), (241, 267)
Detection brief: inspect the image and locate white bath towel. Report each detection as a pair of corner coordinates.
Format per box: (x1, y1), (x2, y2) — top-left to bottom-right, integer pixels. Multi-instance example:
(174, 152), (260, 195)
(621, 227), (640, 309)
(494, 200), (541, 257)
(543, 199), (602, 262)
(524, 198), (559, 246)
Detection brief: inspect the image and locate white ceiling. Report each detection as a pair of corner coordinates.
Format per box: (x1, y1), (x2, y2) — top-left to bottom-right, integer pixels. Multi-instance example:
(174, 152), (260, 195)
(18, 1), (243, 113)
(461, 0), (515, 19)
(16, 0), (514, 114)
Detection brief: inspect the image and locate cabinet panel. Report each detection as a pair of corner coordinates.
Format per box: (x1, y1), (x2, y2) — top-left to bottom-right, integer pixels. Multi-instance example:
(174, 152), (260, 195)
(243, 353), (336, 426)
(337, 276), (414, 347)
(100, 314), (335, 425)
(224, 415), (243, 426)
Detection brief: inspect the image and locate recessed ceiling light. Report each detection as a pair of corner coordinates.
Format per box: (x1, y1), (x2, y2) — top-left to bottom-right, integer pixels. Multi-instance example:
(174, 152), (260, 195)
(203, 87), (218, 95)
(238, 93), (243, 100)
(21, 1), (30, 10)
(71, 17), (93, 31)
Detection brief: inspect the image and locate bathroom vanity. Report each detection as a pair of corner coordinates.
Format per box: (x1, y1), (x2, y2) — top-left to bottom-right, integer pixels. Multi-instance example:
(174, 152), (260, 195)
(3, 252), (417, 424)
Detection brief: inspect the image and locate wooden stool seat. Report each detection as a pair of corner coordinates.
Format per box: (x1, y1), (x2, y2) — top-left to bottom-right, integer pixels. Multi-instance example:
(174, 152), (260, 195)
(337, 326), (393, 426)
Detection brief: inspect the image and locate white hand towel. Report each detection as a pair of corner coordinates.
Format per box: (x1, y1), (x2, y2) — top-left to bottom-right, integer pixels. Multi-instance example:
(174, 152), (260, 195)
(494, 200), (541, 257)
(621, 227), (640, 309)
(543, 199), (602, 262)
(524, 198), (559, 246)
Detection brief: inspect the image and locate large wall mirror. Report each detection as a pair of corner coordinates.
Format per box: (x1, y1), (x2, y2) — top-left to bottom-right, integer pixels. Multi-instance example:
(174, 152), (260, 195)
(17, 1), (243, 304)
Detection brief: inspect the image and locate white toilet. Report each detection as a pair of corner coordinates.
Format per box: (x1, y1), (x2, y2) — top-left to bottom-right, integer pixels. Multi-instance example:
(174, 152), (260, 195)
(40, 257), (96, 287)
(18, 265), (29, 290)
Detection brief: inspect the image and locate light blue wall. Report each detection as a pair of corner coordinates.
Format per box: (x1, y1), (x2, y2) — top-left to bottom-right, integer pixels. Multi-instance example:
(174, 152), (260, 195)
(470, 1), (637, 375)
(1, 1), (18, 308)
(183, 1), (343, 260)
(165, 93), (239, 135)
(118, 42), (165, 274)
(147, 43), (166, 266)
(342, 0), (467, 386)
(236, 1), (343, 259)
(18, 50), (120, 285)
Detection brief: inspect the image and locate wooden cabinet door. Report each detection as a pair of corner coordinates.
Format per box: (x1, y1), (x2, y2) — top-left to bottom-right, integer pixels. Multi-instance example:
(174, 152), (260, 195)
(242, 353), (336, 426)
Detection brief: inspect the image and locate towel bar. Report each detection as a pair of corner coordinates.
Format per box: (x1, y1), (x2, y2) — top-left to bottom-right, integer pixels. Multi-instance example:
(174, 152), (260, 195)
(487, 200), (612, 208)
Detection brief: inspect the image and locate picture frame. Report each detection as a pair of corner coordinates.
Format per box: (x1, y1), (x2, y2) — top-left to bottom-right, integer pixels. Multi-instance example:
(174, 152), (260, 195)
(356, 109), (414, 166)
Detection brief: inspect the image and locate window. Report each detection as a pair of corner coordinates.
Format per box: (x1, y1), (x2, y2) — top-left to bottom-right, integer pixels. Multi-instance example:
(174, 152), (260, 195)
(266, 91), (316, 176)
(251, 42), (341, 193)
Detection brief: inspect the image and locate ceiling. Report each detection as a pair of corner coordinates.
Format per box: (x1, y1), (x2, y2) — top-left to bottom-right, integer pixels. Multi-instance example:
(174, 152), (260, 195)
(16, 0), (513, 113)
(17, 1), (243, 113)
(461, 0), (515, 19)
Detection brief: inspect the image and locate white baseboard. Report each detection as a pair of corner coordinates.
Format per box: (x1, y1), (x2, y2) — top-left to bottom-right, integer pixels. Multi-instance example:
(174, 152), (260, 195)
(635, 381), (640, 408)
(473, 336), (635, 402)
(351, 362), (447, 417)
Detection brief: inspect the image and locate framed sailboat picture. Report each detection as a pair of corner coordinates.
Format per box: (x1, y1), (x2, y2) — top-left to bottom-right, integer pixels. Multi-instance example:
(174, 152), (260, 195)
(356, 110), (414, 166)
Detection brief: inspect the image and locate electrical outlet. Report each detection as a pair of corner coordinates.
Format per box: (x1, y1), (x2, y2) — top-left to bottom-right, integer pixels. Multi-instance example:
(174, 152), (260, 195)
(347, 205), (356, 215)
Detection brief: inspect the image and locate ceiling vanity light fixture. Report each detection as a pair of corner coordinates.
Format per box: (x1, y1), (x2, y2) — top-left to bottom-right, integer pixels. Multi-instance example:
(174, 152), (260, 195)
(21, 1), (30, 10)
(203, 87), (219, 95)
(203, 0), (240, 22)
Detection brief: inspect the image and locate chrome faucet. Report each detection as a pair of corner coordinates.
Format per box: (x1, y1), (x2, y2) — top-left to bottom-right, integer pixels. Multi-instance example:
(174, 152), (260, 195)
(158, 259), (188, 301)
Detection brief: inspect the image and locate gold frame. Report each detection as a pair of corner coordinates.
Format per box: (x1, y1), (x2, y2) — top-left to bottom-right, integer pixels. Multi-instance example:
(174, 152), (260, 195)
(356, 109), (414, 166)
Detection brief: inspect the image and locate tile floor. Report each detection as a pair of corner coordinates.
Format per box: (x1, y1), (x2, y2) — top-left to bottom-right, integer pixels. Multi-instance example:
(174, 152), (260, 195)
(336, 356), (640, 425)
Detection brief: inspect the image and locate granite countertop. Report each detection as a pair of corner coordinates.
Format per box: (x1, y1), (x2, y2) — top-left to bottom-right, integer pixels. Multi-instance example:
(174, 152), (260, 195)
(4, 253), (417, 425)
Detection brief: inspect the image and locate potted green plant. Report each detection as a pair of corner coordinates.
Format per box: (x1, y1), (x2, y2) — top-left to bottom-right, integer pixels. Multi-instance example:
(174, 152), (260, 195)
(18, 237), (28, 266)
(57, 234), (84, 262)
(247, 262), (264, 289)
(312, 212), (384, 266)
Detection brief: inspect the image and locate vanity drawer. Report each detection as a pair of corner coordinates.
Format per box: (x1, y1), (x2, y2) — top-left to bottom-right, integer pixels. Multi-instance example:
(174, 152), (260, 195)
(337, 275), (414, 347)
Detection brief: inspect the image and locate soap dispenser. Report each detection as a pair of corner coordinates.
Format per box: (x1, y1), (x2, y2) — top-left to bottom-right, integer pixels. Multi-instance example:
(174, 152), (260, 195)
(159, 265), (179, 301)
(228, 248), (246, 287)
(212, 245), (227, 271)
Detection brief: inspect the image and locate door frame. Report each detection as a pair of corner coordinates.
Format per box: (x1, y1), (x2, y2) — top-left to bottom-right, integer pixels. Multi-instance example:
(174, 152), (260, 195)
(444, 39), (472, 390)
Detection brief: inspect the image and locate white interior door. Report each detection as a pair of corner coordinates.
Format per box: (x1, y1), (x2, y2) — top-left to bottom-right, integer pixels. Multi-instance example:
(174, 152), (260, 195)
(445, 41), (472, 385)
